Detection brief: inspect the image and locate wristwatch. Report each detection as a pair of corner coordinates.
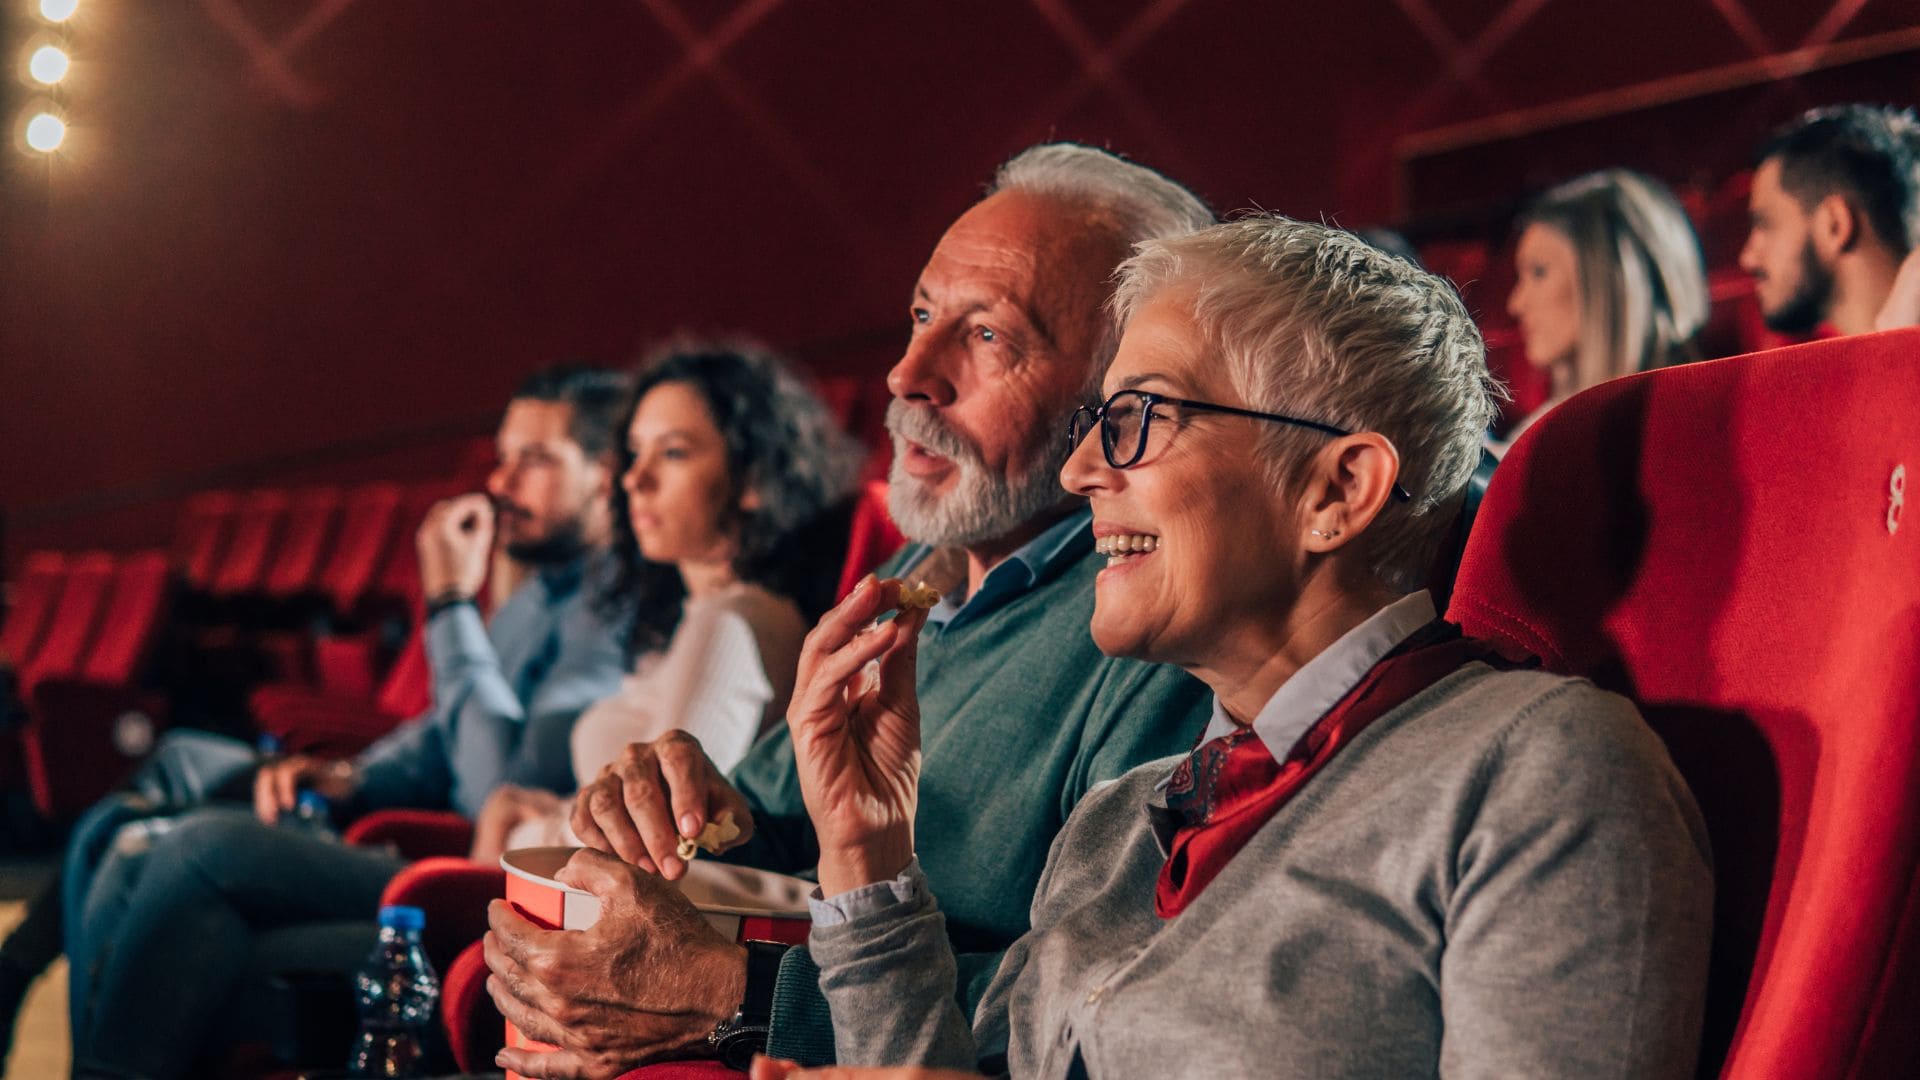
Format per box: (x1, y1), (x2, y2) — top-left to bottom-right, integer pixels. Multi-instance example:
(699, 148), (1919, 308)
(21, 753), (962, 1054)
(708, 939), (790, 1068)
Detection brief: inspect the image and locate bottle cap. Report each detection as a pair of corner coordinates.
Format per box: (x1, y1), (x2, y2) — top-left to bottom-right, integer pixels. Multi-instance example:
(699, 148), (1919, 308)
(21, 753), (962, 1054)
(378, 905), (426, 931)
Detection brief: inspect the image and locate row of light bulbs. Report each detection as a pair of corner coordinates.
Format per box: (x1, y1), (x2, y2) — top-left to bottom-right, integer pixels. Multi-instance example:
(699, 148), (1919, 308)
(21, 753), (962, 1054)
(20, 0), (80, 153)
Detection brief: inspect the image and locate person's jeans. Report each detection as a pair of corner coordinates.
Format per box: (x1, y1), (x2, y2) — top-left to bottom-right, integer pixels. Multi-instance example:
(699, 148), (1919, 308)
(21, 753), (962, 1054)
(69, 804), (405, 1080)
(61, 729), (263, 1035)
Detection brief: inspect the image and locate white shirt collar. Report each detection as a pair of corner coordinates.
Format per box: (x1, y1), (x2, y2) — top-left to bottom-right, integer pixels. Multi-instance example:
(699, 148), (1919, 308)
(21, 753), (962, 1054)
(1196, 590), (1439, 764)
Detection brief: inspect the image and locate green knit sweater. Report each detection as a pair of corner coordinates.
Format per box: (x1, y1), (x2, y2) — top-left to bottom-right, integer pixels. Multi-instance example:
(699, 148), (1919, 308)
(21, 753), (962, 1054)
(724, 537), (1212, 1064)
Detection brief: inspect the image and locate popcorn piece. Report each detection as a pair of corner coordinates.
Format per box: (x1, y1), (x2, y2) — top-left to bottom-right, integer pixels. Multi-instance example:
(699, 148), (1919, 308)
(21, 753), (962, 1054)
(675, 810), (741, 862)
(896, 581), (941, 611)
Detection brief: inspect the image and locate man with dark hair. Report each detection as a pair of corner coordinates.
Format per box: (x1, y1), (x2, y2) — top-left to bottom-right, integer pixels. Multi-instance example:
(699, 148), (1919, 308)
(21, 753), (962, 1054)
(0, 364), (633, 1078)
(1740, 104), (1920, 336)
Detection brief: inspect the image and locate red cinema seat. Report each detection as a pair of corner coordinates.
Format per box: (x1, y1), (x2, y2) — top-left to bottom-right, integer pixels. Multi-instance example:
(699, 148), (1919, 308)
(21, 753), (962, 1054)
(1447, 326), (1920, 1078)
(261, 486), (343, 601)
(79, 550), (172, 685)
(1, 550), (68, 670)
(174, 491), (240, 593)
(26, 551), (174, 818)
(834, 480), (905, 601)
(18, 552), (115, 695)
(251, 620), (430, 758)
(318, 482), (404, 616)
(211, 490), (292, 599)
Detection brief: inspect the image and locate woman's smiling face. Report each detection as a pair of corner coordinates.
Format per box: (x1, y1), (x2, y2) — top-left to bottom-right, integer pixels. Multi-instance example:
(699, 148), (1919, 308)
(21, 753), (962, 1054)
(1060, 288), (1309, 669)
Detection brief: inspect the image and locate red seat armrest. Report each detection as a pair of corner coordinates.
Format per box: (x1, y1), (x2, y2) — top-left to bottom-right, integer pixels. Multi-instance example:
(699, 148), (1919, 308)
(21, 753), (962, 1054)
(345, 808), (475, 860)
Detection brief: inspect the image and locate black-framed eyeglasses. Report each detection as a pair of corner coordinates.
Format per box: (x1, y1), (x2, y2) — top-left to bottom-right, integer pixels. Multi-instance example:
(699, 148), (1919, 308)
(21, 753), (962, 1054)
(1067, 389), (1414, 503)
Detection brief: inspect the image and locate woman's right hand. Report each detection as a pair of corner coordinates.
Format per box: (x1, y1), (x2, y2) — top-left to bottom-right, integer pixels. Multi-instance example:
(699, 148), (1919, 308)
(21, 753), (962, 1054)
(786, 575), (931, 897)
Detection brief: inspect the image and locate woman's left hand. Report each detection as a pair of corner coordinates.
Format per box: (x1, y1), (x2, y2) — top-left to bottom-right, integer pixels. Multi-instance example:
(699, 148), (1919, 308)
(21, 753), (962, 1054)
(786, 575), (931, 896)
(469, 784), (564, 865)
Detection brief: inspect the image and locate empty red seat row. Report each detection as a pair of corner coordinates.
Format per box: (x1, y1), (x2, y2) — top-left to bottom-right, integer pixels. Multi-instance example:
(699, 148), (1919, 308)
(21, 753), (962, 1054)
(5, 550), (175, 818)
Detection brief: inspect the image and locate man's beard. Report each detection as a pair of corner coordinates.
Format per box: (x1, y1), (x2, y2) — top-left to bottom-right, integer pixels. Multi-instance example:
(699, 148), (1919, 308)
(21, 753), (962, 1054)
(501, 509), (592, 567)
(885, 399), (1075, 548)
(1761, 239), (1835, 334)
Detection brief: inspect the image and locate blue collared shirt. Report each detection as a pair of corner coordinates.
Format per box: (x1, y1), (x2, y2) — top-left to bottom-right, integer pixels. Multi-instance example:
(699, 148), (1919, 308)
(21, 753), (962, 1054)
(904, 506), (1093, 636)
(353, 553), (628, 817)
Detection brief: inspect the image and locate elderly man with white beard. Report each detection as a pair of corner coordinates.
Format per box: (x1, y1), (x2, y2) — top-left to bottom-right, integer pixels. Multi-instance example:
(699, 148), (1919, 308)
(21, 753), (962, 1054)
(483, 144), (1217, 1077)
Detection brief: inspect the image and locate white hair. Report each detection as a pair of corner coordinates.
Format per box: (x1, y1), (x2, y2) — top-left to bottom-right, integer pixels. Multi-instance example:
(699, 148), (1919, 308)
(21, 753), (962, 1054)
(990, 143), (1214, 373)
(1112, 215), (1504, 593)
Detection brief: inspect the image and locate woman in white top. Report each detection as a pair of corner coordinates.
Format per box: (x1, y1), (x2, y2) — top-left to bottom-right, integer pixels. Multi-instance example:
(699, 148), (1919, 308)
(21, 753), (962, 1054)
(471, 339), (863, 863)
(1497, 168), (1709, 454)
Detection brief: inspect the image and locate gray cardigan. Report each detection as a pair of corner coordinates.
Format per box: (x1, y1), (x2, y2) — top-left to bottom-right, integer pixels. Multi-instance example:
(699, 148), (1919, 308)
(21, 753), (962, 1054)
(806, 663), (1714, 1079)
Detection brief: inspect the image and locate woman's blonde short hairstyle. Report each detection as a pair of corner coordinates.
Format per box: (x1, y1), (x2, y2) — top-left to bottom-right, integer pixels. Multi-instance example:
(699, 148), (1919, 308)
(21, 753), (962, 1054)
(1520, 168), (1708, 397)
(1111, 215), (1502, 593)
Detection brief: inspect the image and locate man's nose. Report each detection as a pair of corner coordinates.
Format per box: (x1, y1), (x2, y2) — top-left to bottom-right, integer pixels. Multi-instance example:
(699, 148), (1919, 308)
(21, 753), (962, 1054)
(886, 330), (958, 407)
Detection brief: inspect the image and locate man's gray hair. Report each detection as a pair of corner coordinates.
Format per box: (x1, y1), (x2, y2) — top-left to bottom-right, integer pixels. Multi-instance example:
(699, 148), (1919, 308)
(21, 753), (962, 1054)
(1112, 216), (1504, 593)
(990, 143), (1214, 374)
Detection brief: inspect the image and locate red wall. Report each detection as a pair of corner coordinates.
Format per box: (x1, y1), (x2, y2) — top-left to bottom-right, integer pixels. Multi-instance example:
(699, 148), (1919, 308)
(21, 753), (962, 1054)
(3, 0), (1916, 569)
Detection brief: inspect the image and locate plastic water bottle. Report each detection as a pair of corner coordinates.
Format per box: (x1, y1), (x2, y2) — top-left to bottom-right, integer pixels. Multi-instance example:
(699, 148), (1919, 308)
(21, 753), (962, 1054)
(347, 904), (440, 1078)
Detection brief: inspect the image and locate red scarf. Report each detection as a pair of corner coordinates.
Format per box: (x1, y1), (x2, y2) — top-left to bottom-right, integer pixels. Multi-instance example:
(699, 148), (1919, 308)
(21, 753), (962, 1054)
(1154, 620), (1527, 919)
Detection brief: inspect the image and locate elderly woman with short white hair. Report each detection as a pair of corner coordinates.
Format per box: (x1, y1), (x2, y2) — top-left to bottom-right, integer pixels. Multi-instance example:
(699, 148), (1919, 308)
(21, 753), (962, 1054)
(764, 216), (1714, 1079)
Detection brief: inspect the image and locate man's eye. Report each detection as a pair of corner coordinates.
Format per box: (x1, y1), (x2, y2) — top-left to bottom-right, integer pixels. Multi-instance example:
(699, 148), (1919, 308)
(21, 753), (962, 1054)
(976, 326), (998, 343)
(911, 308), (930, 325)
(663, 447), (689, 461)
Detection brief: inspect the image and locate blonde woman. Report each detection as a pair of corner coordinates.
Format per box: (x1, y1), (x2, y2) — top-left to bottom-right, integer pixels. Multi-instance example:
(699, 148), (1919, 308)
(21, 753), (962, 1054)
(1500, 168), (1708, 452)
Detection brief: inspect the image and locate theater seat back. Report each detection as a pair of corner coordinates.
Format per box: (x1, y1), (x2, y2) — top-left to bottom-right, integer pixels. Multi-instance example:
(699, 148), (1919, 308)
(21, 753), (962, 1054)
(83, 551), (172, 684)
(1448, 327), (1920, 1079)
(22, 552), (116, 691)
(1, 551), (68, 669)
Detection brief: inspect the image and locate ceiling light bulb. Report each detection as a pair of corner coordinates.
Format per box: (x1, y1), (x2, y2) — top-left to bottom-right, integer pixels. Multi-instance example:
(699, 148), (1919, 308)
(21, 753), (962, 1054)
(25, 112), (66, 153)
(29, 44), (70, 84)
(39, 0), (80, 23)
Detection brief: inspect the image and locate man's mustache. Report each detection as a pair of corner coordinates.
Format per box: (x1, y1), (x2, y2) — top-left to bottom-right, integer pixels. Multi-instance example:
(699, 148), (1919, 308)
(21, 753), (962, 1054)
(885, 400), (982, 467)
(489, 496), (531, 522)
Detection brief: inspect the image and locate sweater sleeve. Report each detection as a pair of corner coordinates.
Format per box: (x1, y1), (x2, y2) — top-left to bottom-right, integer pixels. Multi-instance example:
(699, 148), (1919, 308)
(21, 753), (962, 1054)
(1437, 682), (1714, 1080)
(799, 863), (981, 1070)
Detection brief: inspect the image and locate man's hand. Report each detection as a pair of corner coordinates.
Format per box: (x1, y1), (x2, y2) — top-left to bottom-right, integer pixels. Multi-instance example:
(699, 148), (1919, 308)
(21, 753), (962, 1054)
(570, 731), (755, 880)
(1875, 245), (1920, 331)
(486, 848), (746, 1080)
(750, 1057), (978, 1080)
(417, 493), (496, 599)
(787, 575), (930, 897)
(252, 754), (357, 825)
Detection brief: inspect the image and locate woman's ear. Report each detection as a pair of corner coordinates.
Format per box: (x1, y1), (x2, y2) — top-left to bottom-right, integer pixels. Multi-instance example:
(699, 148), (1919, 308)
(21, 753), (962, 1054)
(1300, 433), (1401, 553)
(738, 484), (764, 513)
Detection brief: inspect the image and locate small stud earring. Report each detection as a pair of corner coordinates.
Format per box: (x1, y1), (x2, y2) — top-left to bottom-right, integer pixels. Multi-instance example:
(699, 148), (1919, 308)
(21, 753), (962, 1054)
(1311, 528), (1342, 539)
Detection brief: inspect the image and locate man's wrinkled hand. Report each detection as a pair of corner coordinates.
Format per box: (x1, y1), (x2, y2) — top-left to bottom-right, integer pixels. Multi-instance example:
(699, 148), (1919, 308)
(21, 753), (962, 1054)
(485, 847), (746, 1080)
(418, 493), (495, 599)
(570, 730), (755, 879)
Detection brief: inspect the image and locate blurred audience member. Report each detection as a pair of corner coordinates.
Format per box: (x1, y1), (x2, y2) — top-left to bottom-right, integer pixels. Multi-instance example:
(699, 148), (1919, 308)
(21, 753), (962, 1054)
(60, 365), (634, 1080)
(1499, 168), (1707, 452)
(470, 340), (863, 864)
(484, 143), (1216, 1077)
(774, 215), (1712, 1080)
(1741, 104), (1920, 337)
